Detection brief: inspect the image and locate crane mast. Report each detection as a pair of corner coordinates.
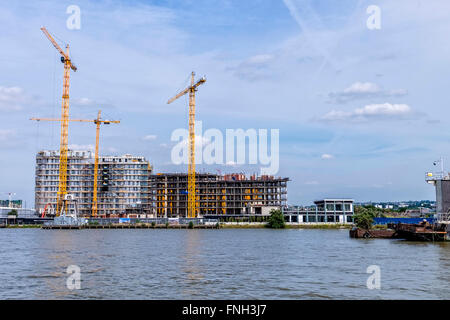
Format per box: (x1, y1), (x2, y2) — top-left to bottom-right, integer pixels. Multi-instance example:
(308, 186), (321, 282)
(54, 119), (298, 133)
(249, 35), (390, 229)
(40, 27), (77, 216)
(168, 72), (206, 218)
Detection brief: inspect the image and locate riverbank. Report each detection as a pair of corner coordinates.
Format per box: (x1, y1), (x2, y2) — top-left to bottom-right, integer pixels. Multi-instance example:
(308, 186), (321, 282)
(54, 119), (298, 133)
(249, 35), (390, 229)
(1, 223), (354, 230)
(221, 223), (352, 229)
(0, 224), (41, 228)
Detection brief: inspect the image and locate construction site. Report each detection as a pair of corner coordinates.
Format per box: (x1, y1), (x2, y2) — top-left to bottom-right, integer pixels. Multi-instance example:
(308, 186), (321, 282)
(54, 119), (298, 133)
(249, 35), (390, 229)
(151, 173), (288, 218)
(31, 27), (289, 221)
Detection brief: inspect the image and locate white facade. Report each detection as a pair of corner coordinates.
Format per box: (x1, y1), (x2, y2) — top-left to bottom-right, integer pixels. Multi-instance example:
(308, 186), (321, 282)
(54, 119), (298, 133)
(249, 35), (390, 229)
(35, 150), (152, 217)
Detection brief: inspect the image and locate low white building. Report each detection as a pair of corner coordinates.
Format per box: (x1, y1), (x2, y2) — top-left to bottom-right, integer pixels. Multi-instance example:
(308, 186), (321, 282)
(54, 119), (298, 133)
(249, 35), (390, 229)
(283, 199), (354, 224)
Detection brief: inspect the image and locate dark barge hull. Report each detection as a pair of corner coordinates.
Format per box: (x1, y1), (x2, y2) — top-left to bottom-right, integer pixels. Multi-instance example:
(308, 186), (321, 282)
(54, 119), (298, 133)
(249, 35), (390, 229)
(349, 228), (397, 239)
(387, 221), (447, 242)
(393, 230), (446, 241)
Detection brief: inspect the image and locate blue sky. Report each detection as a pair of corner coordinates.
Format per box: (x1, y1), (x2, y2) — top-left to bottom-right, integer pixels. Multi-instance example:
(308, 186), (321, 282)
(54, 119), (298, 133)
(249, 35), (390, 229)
(1, 0), (449, 206)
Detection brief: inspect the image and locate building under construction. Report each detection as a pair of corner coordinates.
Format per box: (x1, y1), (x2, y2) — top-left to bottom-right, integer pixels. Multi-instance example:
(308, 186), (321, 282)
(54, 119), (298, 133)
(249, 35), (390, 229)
(35, 150), (289, 218)
(35, 150), (153, 217)
(150, 173), (289, 218)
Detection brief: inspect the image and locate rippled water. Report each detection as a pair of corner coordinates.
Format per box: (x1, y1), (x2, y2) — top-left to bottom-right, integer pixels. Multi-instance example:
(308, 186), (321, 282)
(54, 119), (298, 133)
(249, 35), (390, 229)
(1, 228), (450, 299)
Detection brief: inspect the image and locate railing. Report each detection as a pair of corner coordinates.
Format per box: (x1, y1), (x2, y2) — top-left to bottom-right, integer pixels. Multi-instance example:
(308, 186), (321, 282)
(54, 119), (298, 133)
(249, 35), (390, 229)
(425, 172), (447, 182)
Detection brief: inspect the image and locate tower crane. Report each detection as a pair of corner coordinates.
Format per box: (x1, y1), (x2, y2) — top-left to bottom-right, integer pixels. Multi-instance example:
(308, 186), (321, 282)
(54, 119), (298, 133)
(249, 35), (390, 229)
(167, 72), (206, 218)
(31, 111), (120, 217)
(40, 27), (77, 215)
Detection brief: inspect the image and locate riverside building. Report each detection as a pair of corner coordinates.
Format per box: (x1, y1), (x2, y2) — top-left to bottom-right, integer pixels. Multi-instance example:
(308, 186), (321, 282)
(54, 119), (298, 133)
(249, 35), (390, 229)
(35, 150), (153, 217)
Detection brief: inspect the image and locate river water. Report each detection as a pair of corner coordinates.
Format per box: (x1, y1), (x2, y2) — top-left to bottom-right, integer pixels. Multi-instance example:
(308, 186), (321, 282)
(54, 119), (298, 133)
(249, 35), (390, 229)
(1, 228), (449, 299)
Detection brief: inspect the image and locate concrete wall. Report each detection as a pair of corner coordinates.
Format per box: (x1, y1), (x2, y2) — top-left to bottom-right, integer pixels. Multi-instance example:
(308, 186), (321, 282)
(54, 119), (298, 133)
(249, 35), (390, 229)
(436, 180), (450, 214)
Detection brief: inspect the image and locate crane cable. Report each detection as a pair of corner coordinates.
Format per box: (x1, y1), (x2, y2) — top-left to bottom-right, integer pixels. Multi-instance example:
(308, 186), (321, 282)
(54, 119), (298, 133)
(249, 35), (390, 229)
(51, 48), (57, 148)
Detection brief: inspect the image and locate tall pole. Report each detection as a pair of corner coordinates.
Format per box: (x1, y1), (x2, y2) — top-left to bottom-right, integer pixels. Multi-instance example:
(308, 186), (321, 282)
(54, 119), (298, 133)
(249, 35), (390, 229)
(56, 45), (72, 216)
(188, 72), (196, 218)
(92, 111), (101, 217)
(167, 71), (206, 218)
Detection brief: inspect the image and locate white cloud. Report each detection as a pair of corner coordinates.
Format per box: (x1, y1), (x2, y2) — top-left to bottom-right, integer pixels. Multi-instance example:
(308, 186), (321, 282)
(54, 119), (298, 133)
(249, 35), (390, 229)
(106, 147), (118, 153)
(0, 86), (26, 111)
(143, 135), (157, 141)
(247, 54), (274, 65)
(73, 97), (94, 106)
(0, 129), (15, 141)
(321, 154), (334, 159)
(320, 103), (413, 122)
(230, 54), (275, 81)
(355, 103), (411, 116)
(328, 82), (408, 104)
(68, 144), (94, 151)
(178, 135), (211, 147)
(344, 82), (380, 94)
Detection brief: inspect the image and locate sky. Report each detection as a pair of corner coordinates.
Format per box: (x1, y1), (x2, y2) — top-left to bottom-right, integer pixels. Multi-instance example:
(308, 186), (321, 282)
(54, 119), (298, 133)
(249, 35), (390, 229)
(1, 0), (449, 206)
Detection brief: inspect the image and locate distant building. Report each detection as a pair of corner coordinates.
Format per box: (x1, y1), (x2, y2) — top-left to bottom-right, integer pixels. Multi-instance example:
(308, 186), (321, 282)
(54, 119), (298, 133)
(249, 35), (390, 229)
(283, 199), (354, 223)
(406, 207), (431, 218)
(0, 208), (37, 223)
(0, 200), (22, 208)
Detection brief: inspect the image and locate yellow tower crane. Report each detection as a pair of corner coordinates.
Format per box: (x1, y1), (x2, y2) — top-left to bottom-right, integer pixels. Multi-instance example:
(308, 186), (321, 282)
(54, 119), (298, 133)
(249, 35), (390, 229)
(167, 72), (206, 218)
(40, 27), (77, 215)
(31, 111), (120, 217)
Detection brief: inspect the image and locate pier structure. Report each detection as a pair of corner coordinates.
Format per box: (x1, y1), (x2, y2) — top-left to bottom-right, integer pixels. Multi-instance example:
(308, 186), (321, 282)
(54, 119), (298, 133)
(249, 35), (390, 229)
(425, 170), (450, 240)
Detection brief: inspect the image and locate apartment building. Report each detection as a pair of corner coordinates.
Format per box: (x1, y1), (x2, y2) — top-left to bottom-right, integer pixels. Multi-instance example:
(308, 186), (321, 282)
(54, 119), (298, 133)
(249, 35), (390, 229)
(35, 150), (152, 217)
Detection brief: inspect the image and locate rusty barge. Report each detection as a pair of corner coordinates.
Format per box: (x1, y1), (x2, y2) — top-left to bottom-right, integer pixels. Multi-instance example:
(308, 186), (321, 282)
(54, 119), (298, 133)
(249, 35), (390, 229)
(387, 220), (447, 241)
(350, 220), (448, 241)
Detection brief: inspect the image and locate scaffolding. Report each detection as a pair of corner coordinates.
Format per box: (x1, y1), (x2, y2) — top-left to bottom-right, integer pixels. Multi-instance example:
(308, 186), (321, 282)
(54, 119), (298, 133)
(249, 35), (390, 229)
(150, 173), (289, 218)
(35, 150), (153, 217)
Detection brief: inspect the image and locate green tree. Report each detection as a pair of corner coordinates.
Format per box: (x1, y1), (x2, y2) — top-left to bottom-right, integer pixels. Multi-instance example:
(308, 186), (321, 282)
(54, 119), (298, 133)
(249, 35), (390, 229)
(354, 205), (386, 218)
(353, 211), (374, 230)
(7, 209), (17, 216)
(188, 221), (194, 229)
(266, 209), (285, 229)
